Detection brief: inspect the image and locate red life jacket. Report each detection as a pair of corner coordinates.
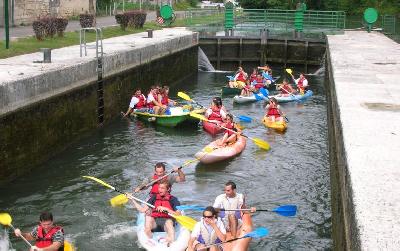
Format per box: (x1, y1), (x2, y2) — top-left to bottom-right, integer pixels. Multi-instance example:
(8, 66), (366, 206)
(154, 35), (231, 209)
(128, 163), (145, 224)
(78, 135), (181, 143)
(36, 225), (64, 250)
(147, 92), (156, 109)
(225, 121), (237, 136)
(236, 72), (246, 82)
(281, 85), (291, 94)
(297, 78), (306, 92)
(134, 94), (146, 109)
(267, 105), (281, 118)
(161, 94), (169, 106)
(151, 194), (174, 219)
(208, 107), (223, 121)
(150, 174), (169, 195)
(249, 73), (257, 83)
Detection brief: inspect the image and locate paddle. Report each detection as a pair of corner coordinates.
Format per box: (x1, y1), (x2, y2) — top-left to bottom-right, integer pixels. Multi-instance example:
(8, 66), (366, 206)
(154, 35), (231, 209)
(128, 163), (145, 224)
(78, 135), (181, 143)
(189, 113), (270, 151)
(259, 87), (269, 98)
(82, 176), (197, 231)
(109, 147), (216, 207)
(226, 75), (235, 81)
(262, 72), (275, 83)
(0, 213), (74, 251)
(176, 204), (297, 217)
(197, 227), (269, 250)
(177, 92), (252, 123)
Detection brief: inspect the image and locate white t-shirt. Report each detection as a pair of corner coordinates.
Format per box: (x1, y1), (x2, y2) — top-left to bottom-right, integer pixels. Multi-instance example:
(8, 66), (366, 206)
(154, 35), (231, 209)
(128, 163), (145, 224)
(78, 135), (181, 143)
(129, 96), (139, 108)
(191, 218), (226, 238)
(213, 193), (244, 210)
(296, 78), (308, 87)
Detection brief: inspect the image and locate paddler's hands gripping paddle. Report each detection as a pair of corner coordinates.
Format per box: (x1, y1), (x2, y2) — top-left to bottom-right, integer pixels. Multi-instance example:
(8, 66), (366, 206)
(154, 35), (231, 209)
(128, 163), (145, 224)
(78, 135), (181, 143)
(189, 113), (270, 151)
(82, 176), (197, 231)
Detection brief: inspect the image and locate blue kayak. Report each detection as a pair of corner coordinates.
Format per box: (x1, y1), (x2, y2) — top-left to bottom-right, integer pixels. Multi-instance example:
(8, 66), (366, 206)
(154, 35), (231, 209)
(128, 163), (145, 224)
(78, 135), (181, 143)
(269, 90), (313, 103)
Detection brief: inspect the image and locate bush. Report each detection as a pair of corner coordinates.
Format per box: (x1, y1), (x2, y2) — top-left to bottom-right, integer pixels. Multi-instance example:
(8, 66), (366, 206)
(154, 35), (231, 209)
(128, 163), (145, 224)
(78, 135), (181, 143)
(32, 19), (46, 40)
(115, 14), (129, 31)
(55, 18), (68, 37)
(79, 13), (95, 28)
(125, 10), (147, 29)
(41, 17), (57, 38)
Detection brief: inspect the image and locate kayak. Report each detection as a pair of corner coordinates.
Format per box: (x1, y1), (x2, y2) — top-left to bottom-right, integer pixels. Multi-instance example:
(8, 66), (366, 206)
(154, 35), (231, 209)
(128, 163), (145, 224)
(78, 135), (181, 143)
(222, 87), (242, 96)
(194, 136), (246, 164)
(132, 107), (190, 127)
(186, 107), (206, 124)
(223, 213), (253, 251)
(233, 94), (268, 104)
(262, 116), (287, 132)
(202, 120), (224, 135)
(136, 213), (190, 251)
(269, 90), (313, 103)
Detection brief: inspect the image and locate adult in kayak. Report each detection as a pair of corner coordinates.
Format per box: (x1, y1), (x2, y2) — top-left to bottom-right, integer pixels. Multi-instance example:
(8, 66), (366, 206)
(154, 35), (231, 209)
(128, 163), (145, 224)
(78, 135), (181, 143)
(205, 98), (227, 123)
(147, 86), (164, 115)
(14, 212), (64, 251)
(131, 180), (181, 246)
(229, 67), (247, 89)
(217, 114), (241, 147)
(294, 73), (309, 94)
(187, 206), (226, 251)
(277, 80), (296, 95)
(123, 88), (148, 117)
(134, 162), (185, 196)
(265, 97), (284, 122)
(213, 181), (256, 239)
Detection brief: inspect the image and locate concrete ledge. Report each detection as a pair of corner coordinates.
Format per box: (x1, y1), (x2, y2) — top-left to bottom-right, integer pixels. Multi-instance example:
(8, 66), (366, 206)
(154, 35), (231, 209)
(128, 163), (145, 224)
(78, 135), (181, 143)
(327, 31), (400, 250)
(0, 27), (198, 116)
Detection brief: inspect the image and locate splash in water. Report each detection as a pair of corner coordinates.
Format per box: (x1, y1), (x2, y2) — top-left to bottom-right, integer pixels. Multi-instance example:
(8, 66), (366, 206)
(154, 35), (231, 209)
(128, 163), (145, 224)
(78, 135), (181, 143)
(198, 47), (216, 72)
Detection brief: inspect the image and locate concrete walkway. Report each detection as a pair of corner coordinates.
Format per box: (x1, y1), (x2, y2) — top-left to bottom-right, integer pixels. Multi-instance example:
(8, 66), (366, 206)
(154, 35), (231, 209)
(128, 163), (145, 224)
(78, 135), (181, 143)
(327, 31), (400, 249)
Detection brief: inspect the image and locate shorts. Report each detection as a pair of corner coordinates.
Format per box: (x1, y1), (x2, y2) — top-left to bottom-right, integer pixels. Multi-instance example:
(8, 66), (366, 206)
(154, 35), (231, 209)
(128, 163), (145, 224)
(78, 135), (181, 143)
(152, 218), (175, 232)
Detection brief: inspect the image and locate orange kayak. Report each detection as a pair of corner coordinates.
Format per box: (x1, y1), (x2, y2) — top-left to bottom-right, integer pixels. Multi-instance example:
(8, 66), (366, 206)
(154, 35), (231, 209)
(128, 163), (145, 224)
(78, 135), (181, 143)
(194, 136), (246, 164)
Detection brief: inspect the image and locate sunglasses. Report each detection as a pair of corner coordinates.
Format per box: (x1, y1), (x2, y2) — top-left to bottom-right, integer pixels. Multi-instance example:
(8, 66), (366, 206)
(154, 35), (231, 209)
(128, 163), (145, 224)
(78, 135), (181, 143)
(203, 215), (214, 218)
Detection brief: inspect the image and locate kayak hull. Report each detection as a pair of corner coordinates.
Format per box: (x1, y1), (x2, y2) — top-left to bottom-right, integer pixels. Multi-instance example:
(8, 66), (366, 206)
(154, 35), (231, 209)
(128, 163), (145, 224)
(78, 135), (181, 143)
(233, 94), (268, 104)
(202, 121), (224, 135)
(269, 90), (313, 103)
(132, 112), (190, 127)
(262, 116), (287, 132)
(136, 213), (190, 251)
(194, 136), (246, 164)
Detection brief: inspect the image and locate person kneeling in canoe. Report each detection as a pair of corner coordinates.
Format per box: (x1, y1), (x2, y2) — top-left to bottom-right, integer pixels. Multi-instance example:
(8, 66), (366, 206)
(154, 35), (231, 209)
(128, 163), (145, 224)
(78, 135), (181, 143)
(187, 206), (226, 251)
(131, 180), (181, 246)
(14, 212), (64, 251)
(265, 97), (284, 122)
(134, 162), (186, 196)
(278, 80), (296, 96)
(217, 114), (241, 147)
(213, 181), (256, 239)
(123, 88), (148, 117)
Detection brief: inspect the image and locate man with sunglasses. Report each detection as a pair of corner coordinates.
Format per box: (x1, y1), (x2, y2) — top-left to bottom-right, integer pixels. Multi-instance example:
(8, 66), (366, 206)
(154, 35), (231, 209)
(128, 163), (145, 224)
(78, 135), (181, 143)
(213, 181), (256, 239)
(14, 212), (64, 251)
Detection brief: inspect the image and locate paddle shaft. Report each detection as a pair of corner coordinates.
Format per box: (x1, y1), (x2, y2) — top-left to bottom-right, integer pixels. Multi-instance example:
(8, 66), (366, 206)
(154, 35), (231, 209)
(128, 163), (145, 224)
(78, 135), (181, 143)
(207, 119), (249, 140)
(197, 235), (251, 250)
(10, 224), (33, 247)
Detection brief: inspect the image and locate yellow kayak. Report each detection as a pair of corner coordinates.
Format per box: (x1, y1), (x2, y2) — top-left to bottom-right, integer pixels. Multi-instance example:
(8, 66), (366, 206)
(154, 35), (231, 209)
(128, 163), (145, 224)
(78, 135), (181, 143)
(262, 116), (287, 132)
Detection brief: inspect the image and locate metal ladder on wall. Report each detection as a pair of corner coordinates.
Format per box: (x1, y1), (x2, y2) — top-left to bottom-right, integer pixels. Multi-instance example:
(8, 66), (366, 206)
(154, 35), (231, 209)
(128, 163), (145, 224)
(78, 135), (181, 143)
(79, 28), (104, 125)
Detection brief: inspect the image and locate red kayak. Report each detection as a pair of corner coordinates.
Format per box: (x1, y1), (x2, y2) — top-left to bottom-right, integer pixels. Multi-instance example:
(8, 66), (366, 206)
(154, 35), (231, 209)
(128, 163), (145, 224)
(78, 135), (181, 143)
(202, 121), (224, 135)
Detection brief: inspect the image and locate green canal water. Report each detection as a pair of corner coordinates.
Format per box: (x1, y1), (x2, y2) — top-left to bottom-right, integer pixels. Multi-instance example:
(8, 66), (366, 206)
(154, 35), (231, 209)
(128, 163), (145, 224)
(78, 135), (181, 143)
(0, 72), (331, 250)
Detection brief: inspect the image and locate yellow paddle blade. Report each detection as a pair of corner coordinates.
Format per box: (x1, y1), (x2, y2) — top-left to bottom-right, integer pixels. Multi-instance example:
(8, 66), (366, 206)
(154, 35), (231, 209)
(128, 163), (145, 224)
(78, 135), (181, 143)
(285, 68), (293, 75)
(237, 123), (245, 130)
(177, 92), (192, 101)
(82, 176), (115, 191)
(252, 138), (271, 151)
(173, 215), (197, 231)
(0, 213), (12, 226)
(203, 146), (215, 153)
(64, 241), (75, 251)
(110, 194), (129, 207)
(189, 112), (208, 121)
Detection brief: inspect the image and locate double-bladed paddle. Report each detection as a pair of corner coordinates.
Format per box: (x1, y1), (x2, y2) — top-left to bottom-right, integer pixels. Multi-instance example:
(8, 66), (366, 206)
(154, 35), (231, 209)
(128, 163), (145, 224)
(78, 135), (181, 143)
(177, 92), (252, 123)
(189, 112), (270, 151)
(196, 227), (269, 250)
(176, 204), (297, 217)
(82, 176), (197, 231)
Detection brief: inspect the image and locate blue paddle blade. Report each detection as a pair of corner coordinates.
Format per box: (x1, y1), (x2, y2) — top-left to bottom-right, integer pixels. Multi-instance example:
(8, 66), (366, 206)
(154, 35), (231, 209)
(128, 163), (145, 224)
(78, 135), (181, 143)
(226, 75), (235, 81)
(238, 115), (252, 122)
(273, 205), (297, 217)
(243, 227), (269, 238)
(259, 88), (269, 97)
(262, 72), (274, 82)
(253, 93), (263, 101)
(176, 205), (206, 211)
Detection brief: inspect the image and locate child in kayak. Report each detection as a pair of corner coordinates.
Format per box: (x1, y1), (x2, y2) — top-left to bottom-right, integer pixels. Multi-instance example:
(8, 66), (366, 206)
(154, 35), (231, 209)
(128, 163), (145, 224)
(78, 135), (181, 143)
(277, 80), (296, 96)
(205, 98), (227, 123)
(265, 97), (283, 122)
(218, 114), (242, 147)
(294, 73), (309, 94)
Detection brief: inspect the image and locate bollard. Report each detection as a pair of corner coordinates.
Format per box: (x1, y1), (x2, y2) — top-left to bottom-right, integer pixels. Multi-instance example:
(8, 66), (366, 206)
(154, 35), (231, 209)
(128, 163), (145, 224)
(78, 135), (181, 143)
(147, 29), (153, 38)
(40, 48), (52, 63)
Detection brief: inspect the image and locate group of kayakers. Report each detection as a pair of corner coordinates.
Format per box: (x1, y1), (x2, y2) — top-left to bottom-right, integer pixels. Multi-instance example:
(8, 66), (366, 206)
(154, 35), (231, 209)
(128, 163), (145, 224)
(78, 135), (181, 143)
(122, 85), (176, 117)
(124, 162), (255, 249)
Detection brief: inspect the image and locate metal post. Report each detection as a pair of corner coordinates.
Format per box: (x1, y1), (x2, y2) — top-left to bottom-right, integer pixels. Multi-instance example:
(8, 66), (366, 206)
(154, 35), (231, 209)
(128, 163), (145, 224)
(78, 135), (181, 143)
(5, 0), (10, 49)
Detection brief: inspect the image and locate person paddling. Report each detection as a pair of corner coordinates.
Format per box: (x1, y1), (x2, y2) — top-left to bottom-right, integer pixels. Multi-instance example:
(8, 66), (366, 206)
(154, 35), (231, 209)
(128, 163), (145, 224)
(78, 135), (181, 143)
(135, 162), (185, 196)
(278, 79), (296, 96)
(123, 88), (148, 117)
(205, 98), (227, 124)
(130, 181), (181, 246)
(265, 97), (284, 122)
(187, 206), (226, 251)
(213, 181), (256, 239)
(294, 73), (308, 94)
(217, 114), (241, 147)
(14, 212), (64, 251)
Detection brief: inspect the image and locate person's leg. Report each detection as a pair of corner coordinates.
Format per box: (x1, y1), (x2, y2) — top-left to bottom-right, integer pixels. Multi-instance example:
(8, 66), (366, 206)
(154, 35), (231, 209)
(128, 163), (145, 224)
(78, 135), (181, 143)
(164, 219), (175, 245)
(153, 106), (160, 115)
(226, 134), (237, 144)
(219, 133), (229, 146)
(144, 216), (156, 239)
(228, 214), (238, 239)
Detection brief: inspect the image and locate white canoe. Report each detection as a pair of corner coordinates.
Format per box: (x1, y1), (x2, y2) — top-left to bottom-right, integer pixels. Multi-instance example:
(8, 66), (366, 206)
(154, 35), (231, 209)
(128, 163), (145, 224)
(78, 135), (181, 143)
(233, 94), (268, 104)
(136, 213), (190, 251)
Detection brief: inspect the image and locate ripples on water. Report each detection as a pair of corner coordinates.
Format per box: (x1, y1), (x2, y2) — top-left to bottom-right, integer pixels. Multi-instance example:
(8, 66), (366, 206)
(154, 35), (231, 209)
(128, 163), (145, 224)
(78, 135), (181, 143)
(0, 72), (331, 250)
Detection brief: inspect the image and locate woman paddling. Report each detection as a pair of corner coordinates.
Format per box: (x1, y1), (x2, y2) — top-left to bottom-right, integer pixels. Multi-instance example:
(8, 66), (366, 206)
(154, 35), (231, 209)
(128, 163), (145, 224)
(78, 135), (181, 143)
(218, 114), (241, 147)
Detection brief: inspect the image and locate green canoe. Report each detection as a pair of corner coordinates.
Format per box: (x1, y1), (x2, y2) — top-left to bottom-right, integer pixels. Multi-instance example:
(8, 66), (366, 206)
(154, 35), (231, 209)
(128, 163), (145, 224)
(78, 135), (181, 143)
(132, 111), (190, 127)
(221, 86), (242, 96)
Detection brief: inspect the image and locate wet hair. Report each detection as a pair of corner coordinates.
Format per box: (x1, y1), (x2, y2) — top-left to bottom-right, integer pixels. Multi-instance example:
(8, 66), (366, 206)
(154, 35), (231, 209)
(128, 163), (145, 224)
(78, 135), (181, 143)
(225, 181), (236, 190)
(203, 206), (218, 217)
(159, 179), (171, 189)
(154, 162), (166, 170)
(39, 212), (53, 222)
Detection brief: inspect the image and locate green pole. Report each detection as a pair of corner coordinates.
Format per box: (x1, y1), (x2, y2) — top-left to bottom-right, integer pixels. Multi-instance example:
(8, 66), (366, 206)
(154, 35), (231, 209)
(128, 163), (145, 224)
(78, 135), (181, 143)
(5, 0), (10, 49)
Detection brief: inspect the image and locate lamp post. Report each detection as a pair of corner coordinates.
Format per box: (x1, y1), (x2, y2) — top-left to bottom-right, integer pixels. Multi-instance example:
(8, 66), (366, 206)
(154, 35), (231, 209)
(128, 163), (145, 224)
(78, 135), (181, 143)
(5, 0), (10, 49)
